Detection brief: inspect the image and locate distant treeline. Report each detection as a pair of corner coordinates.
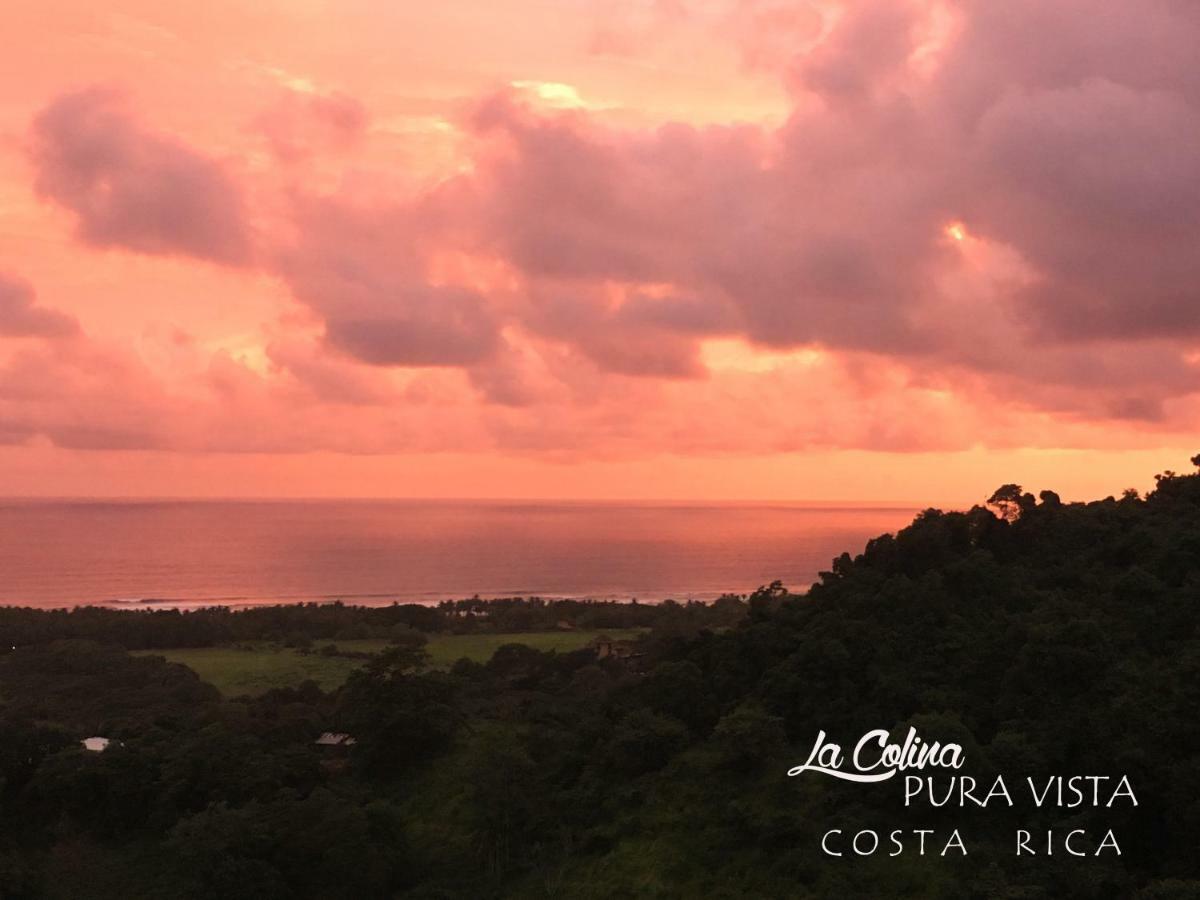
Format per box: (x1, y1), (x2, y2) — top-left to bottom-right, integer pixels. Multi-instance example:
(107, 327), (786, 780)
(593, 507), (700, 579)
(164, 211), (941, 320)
(0, 594), (751, 650)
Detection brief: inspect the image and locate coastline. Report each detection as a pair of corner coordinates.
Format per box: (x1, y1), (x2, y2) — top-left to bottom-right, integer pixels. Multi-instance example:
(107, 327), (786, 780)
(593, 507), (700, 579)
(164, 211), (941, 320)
(5, 587), (778, 613)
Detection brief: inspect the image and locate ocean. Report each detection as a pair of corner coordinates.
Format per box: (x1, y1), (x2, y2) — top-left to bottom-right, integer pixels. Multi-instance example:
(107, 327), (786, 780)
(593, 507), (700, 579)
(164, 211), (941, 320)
(0, 499), (919, 609)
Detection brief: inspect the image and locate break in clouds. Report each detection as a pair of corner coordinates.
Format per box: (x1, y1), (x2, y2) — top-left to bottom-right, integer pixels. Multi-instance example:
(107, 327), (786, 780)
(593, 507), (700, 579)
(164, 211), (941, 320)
(7, 0), (1200, 457)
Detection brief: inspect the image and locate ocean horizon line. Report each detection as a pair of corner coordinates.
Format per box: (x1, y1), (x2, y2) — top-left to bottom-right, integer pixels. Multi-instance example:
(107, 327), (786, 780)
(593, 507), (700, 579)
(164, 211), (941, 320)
(0, 501), (920, 610)
(0, 495), (937, 510)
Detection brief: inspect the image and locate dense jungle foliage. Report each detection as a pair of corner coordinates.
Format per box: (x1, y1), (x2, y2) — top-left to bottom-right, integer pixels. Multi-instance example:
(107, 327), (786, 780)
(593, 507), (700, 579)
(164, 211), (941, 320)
(2, 462), (1199, 898)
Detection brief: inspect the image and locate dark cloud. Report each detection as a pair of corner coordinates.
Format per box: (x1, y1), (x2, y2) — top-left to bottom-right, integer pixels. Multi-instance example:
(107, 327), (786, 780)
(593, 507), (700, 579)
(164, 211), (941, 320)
(427, 1), (1200, 413)
(323, 289), (499, 367)
(30, 88), (252, 265)
(524, 284), (734, 378)
(265, 339), (395, 406)
(22, 1), (1200, 441)
(277, 199), (500, 368)
(0, 274), (80, 339)
(790, 0), (922, 102)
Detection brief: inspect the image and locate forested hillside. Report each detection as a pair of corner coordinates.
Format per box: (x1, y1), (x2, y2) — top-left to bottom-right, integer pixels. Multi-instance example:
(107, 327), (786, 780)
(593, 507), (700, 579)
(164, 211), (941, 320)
(2, 465), (1199, 897)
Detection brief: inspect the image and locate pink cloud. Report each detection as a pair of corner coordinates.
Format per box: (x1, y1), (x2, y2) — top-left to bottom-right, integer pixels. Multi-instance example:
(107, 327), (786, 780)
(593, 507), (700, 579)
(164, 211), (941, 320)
(0, 340), (172, 450)
(29, 88), (252, 265)
(450, 87), (944, 361)
(790, 0), (924, 102)
(254, 89), (368, 163)
(0, 273), (80, 339)
(265, 338), (396, 406)
(275, 198), (501, 367)
(523, 283), (733, 378)
(405, 1), (1200, 422)
(13, 0), (1200, 468)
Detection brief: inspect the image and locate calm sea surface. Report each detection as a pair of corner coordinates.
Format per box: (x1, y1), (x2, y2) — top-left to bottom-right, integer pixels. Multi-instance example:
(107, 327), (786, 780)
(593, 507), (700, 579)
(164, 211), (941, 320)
(0, 500), (919, 608)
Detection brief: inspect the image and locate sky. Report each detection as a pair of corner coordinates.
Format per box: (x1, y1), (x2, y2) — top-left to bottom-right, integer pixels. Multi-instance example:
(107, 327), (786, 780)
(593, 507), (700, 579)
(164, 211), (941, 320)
(1, 0), (1199, 503)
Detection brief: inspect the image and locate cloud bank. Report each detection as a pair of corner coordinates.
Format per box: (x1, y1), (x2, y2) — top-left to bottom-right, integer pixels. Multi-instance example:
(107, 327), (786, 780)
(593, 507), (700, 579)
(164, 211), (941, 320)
(10, 0), (1200, 463)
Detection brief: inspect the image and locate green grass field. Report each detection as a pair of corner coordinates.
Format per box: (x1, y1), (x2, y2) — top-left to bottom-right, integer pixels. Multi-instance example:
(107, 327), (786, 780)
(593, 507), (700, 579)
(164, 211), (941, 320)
(135, 630), (642, 696)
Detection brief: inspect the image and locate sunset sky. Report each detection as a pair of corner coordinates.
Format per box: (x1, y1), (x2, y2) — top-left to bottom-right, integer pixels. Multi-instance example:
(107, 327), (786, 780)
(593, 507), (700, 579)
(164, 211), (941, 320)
(2, 0), (1199, 502)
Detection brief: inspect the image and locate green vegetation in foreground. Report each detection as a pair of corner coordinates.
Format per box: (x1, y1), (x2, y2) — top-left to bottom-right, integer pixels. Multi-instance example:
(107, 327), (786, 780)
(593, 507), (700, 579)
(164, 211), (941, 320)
(133, 645), (358, 695)
(137, 630), (643, 696)
(422, 630), (643, 667)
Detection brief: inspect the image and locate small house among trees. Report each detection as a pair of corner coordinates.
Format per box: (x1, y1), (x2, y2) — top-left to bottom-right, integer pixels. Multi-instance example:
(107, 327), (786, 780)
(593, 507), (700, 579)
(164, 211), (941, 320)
(592, 638), (644, 662)
(314, 732), (356, 748)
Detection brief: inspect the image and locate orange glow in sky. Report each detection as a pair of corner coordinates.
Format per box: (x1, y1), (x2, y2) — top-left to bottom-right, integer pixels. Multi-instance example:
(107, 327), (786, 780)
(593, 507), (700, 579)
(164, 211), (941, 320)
(1, 1), (1198, 503)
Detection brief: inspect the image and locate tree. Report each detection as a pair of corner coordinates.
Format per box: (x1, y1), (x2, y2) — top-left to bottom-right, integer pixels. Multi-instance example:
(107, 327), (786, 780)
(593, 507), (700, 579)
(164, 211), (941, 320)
(987, 484), (1035, 521)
